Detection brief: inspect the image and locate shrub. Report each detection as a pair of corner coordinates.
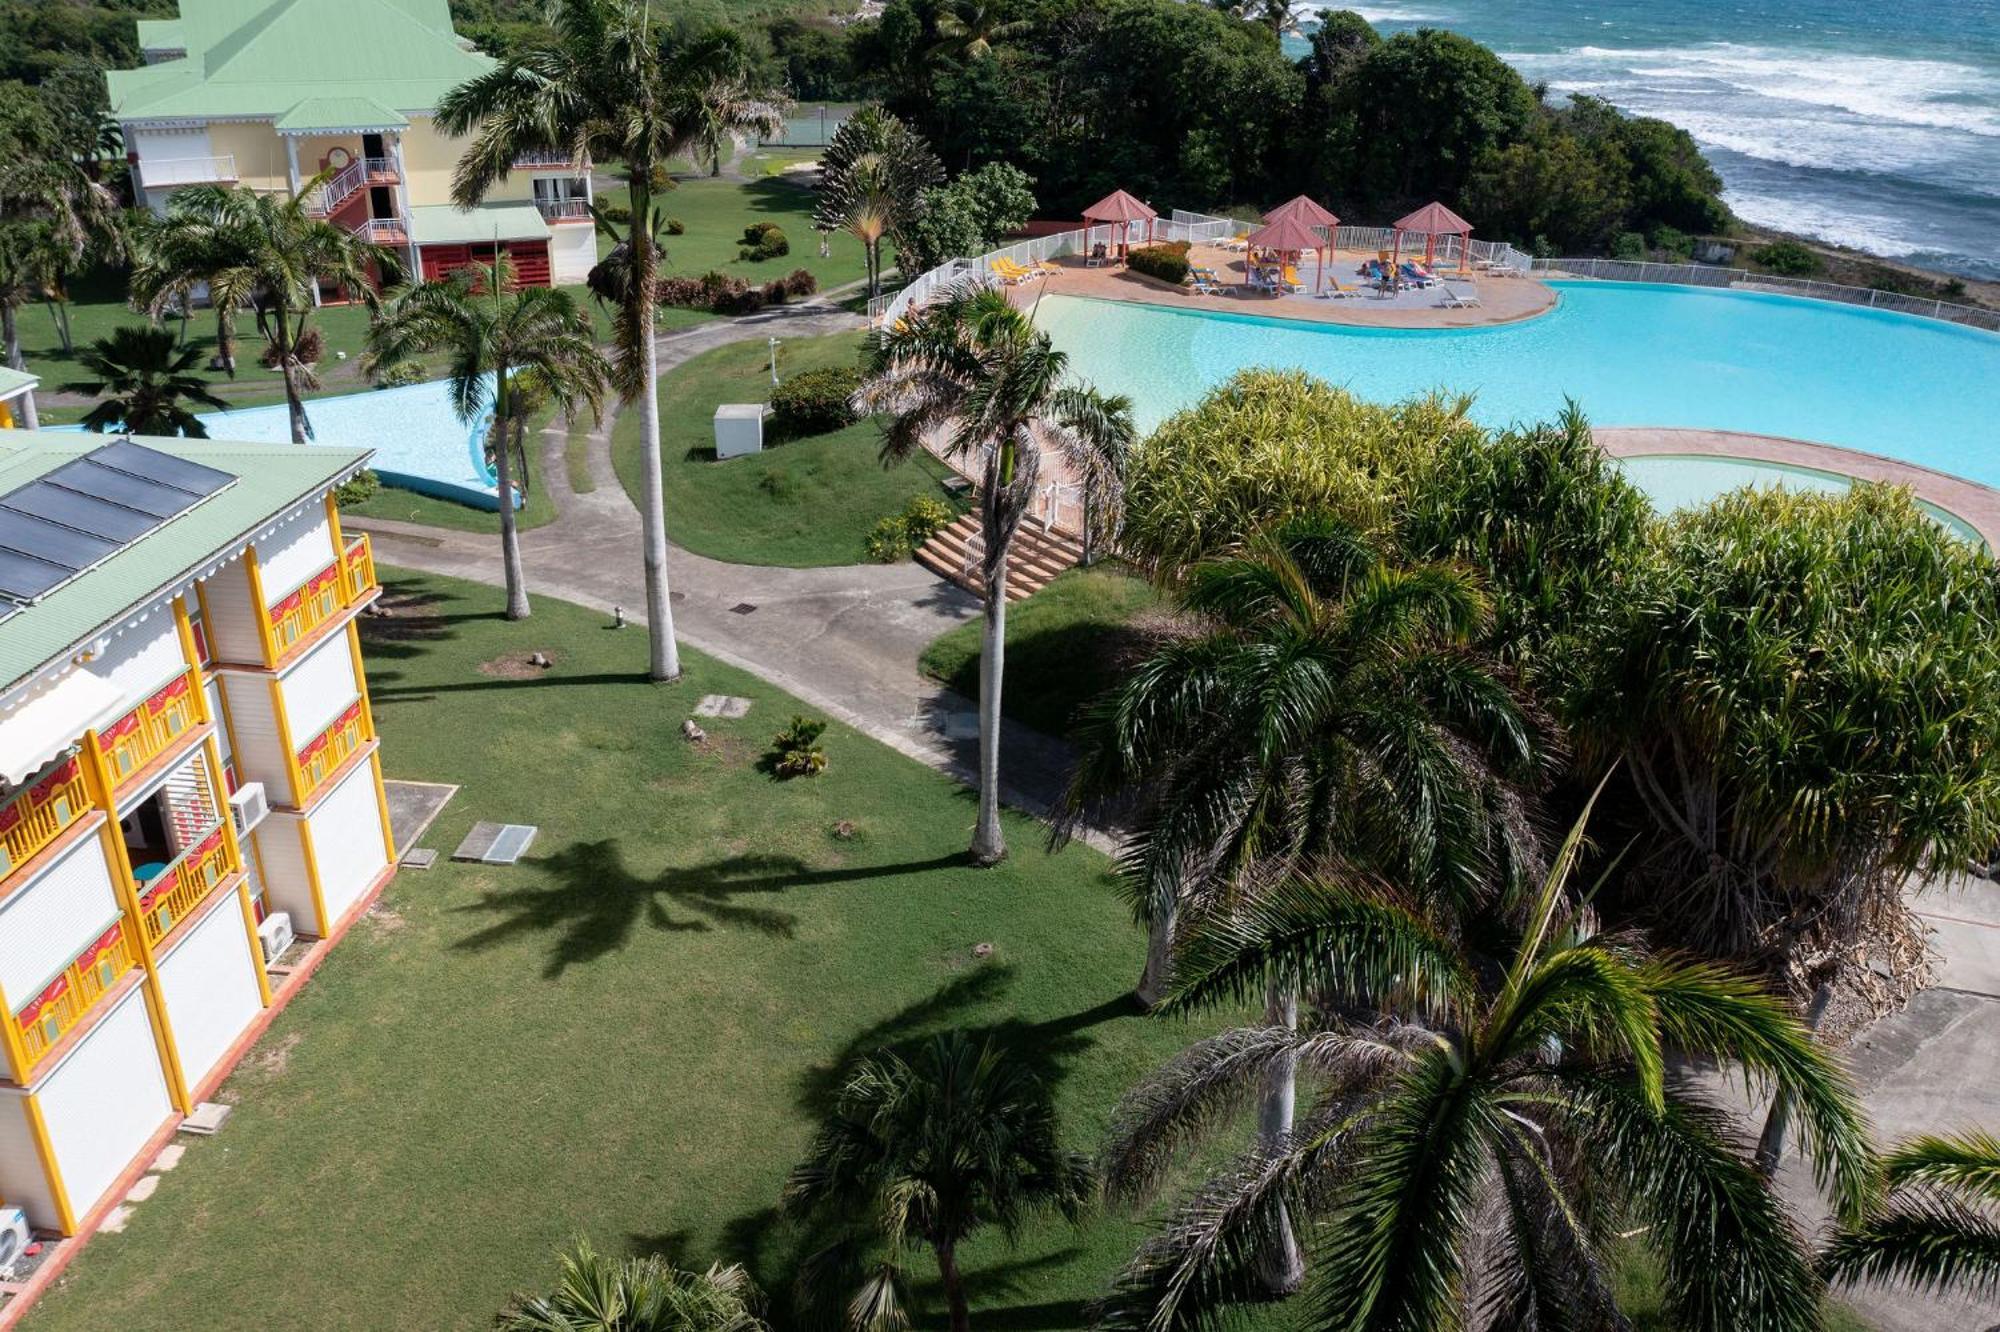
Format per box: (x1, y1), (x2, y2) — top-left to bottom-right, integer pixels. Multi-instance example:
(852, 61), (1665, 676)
(658, 275), (708, 308)
(739, 221), (790, 261)
(1754, 239), (1823, 276)
(761, 279), (790, 306)
(900, 494), (954, 544)
(373, 360), (426, 389)
(1648, 225), (1693, 260)
(717, 285), (766, 315)
(666, 217), (684, 235)
(865, 515), (915, 563)
(1126, 240), (1192, 285)
(770, 715), (828, 776)
(261, 325), (323, 367)
(771, 365), (860, 436)
(782, 268), (818, 299)
(1610, 231), (1646, 260)
(598, 202), (633, 226)
(334, 469), (380, 506)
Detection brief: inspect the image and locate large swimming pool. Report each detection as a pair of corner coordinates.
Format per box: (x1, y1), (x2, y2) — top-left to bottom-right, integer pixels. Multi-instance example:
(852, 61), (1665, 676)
(1032, 283), (2000, 486)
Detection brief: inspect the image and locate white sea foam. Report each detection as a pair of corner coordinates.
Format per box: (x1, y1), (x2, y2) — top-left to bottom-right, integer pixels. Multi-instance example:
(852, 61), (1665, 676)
(1291, 2), (1447, 24)
(1721, 189), (1927, 260)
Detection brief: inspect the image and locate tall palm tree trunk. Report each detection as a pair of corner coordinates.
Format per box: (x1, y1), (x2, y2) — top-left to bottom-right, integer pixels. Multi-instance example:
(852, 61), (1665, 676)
(272, 301), (309, 443)
(1259, 980), (1305, 1293)
(492, 372), (531, 621)
(1137, 901), (1175, 1008)
(936, 1242), (972, 1332)
(1, 305), (37, 428)
(972, 532), (1009, 865)
(216, 305), (237, 377)
(634, 288), (682, 681)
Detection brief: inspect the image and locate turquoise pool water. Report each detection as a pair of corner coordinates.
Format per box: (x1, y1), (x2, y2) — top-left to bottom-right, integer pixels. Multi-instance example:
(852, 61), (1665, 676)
(1616, 454), (1984, 544)
(1032, 283), (2000, 486)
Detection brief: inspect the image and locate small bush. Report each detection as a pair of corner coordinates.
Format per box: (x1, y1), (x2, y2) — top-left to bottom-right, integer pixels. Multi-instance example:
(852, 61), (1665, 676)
(1126, 241), (1192, 285)
(658, 275), (708, 307)
(261, 325), (324, 368)
(666, 217), (685, 235)
(865, 515), (915, 563)
(1610, 231), (1646, 260)
(782, 268), (818, 299)
(771, 365), (860, 437)
(761, 279), (790, 306)
(334, 470), (380, 506)
(900, 494), (954, 543)
(372, 360), (426, 389)
(770, 715), (828, 777)
(598, 202), (633, 226)
(1648, 225), (1693, 260)
(739, 221), (790, 262)
(718, 286), (766, 315)
(1754, 240), (1823, 277)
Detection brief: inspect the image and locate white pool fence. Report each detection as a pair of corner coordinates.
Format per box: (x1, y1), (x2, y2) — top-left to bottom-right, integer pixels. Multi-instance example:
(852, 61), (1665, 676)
(1533, 258), (2000, 332)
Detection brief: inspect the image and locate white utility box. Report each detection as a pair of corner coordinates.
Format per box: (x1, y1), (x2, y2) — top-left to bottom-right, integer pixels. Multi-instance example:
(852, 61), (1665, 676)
(713, 403), (771, 460)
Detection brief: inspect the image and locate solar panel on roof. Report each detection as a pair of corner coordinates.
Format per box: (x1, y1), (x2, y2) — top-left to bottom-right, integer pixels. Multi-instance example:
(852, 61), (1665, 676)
(0, 549), (71, 601)
(0, 510), (119, 572)
(44, 459), (191, 518)
(89, 439), (233, 498)
(0, 482), (156, 542)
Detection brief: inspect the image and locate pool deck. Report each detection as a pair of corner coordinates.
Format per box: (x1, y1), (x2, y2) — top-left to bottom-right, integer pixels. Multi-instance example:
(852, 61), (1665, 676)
(1598, 427), (2000, 546)
(1014, 242), (1557, 328)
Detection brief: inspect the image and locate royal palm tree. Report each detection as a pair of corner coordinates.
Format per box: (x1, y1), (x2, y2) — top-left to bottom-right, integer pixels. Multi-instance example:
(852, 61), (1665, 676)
(862, 281), (1133, 864)
(1096, 804), (1878, 1332)
(64, 325), (227, 437)
(1822, 1129), (2000, 1300)
(0, 152), (120, 429)
(783, 1031), (1093, 1332)
(129, 186), (263, 377)
(438, 5), (784, 682)
(500, 1238), (767, 1332)
(367, 258), (608, 621)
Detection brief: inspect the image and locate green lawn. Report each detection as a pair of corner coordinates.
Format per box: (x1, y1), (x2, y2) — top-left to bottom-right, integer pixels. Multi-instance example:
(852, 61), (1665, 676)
(22, 571), (1201, 1332)
(601, 176), (885, 295)
(611, 331), (962, 566)
(922, 566), (1168, 737)
(336, 403), (562, 535)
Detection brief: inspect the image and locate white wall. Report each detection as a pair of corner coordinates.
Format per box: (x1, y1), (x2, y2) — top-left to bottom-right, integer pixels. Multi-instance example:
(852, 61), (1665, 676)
(156, 890), (262, 1090)
(254, 511), (335, 606)
(278, 631), (360, 746)
(215, 674), (295, 807)
(199, 559), (263, 665)
(84, 616), (184, 705)
(551, 223), (596, 285)
(304, 757), (387, 926)
(38, 988), (173, 1223)
(0, 1091), (59, 1230)
(254, 816), (319, 934)
(0, 836), (122, 1012)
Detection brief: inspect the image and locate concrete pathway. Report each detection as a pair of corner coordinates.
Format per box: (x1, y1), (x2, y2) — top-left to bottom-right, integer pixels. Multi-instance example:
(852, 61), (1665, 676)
(347, 301), (1091, 844)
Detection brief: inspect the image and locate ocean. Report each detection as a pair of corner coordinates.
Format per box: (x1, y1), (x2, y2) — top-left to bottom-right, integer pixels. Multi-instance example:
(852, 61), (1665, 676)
(1283, 0), (2000, 282)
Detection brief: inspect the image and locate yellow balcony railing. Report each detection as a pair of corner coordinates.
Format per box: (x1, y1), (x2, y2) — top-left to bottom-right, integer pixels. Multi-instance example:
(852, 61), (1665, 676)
(135, 826), (240, 946)
(0, 759), (92, 880)
(267, 534), (376, 658)
(18, 924), (136, 1066)
(101, 674), (203, 791)
(295, 701), (368, 806)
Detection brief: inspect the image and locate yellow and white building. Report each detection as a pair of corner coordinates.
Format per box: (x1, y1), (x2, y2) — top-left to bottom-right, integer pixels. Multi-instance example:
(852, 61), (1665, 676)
(0, 430), (394, 1235)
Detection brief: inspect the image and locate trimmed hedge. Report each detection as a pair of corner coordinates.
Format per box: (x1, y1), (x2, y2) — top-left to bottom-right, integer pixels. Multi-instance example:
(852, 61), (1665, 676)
(1127, 241), (1192, 285)
(770, 365), (860, 437)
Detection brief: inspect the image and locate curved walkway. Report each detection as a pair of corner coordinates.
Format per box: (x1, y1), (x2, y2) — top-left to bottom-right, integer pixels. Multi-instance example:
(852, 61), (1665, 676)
(345, 300), (1092, 839)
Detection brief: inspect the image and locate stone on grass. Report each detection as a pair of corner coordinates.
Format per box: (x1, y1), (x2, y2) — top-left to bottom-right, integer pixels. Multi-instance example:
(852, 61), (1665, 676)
(124, 1175), (159, 1204)
(681, 720), (707, 742)
(694, 695), (752, 719)
(178, 1102), (232, 1136)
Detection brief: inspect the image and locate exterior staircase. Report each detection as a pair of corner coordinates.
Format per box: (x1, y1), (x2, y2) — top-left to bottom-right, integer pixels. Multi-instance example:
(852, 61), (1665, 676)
(914, 513), (1084, 602)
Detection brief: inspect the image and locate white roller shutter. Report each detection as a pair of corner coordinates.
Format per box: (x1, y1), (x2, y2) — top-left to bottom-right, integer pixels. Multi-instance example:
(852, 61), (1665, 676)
(156, 891), (262, 1090)
(85, 619), (184, 700)
(279, 632), (360, 743)
(255, 512), (334, 606)
(306, 760), (386, 925)
(0, 840), (121, 1008)
(38, 989), (172, 1219)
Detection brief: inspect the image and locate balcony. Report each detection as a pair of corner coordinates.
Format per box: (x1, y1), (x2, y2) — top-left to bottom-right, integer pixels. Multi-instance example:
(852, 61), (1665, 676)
(295, 701), (369, 806)
(0, 759), (91, 880)
(347, 216), (409, 247)
(17, 924), (137, 1067)
(141, 154), (238, 189)
(99, 674), (203, 793)
(536, 198), (593, 224)
(268, 533), (376, 658)
(512, 149), (589, 170)
(134, 825), (240, 946)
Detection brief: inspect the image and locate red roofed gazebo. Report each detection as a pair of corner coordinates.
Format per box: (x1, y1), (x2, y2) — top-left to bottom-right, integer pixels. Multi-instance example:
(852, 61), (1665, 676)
(1246, 212), (1331, 294)
(1082, 189), (1158, 261)
(1264, 195), (1340, 229)
(1392, 201), (1474, 272)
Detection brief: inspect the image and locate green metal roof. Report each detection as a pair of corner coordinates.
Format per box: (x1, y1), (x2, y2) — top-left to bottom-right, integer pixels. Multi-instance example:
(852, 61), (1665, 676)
(409, 203), (550, 246)
(0, 368), (35, 399)
(0, 431), (371, 695)
(274, 96), (408, 133)
(107, 0), (492, 125)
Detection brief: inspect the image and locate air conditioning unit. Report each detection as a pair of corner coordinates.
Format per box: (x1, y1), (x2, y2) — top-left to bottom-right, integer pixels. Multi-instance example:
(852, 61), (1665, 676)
(229, 781), (268, 837)
(256, 911), (294, 965)
(0, 1206), (31, 1278)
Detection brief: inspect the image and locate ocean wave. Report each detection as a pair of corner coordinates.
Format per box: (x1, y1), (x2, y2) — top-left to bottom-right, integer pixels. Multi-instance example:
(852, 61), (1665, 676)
(1291, 2), (1448, 24)
(1721, 190), (1931, 260)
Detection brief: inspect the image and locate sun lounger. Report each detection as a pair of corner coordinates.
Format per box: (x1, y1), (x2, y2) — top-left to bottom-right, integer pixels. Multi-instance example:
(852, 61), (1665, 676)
(991, 258), (1044, 284)
(1191, 274), (1227, 295)
(1438, 282), (1482, 308)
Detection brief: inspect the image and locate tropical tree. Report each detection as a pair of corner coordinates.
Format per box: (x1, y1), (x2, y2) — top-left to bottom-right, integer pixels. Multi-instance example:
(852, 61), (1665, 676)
(814, 107), (942, 298)
(861, 281), (1132, 864)
(499, 1237), (767, 1332)
(1822, 1129), (2000, 1301)
(63, 325), (227, 437)
(438, 4), (784, 681)
(932, 0), (1031, 61)
(783, 1031), (1093, 1332)
(367, 257), (608, 621)
(1095, 804), (1877, 1332)
(129, 185), (264, 377)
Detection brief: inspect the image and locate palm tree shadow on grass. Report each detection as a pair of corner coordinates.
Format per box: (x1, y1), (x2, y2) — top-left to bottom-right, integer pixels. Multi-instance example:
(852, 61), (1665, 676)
(451, 838), (971, 977)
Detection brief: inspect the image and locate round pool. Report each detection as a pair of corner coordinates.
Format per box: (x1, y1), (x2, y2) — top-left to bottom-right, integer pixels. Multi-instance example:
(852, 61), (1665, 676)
(1032, 284), (2000, 487)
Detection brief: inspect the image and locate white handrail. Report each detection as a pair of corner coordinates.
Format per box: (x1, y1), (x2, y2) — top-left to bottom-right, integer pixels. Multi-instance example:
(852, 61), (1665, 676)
(140, 154), (237, 187)
(1533, 258), (2000, 332)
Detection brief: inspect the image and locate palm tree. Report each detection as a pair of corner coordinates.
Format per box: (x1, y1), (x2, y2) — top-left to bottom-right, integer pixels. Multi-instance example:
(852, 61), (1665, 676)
(500, 1237), (767, 1331)
(783, 1031), (1093, 1332)
(813, 107), (942, 300)
(861, 281), (1133, 865)
(438, 7), (784, 683)
(0, 153), (120, 429)
(1822, 1129), (2000, 1300)
(1095, 803), (1878, 1332)
(367, 258), (608, 621)
(63, 326), (227, 437)
(932, 0), (1031, 61)
(129, 186), (263, 378)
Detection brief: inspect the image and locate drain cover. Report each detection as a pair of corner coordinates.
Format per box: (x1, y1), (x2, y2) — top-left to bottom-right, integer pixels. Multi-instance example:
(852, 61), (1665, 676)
(452, 821), (539, 864)
(729, 602), (757, 615)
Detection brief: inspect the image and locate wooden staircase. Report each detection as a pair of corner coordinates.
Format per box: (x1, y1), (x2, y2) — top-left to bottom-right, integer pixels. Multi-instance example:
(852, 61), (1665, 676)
(914, 514), (1084, 602)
